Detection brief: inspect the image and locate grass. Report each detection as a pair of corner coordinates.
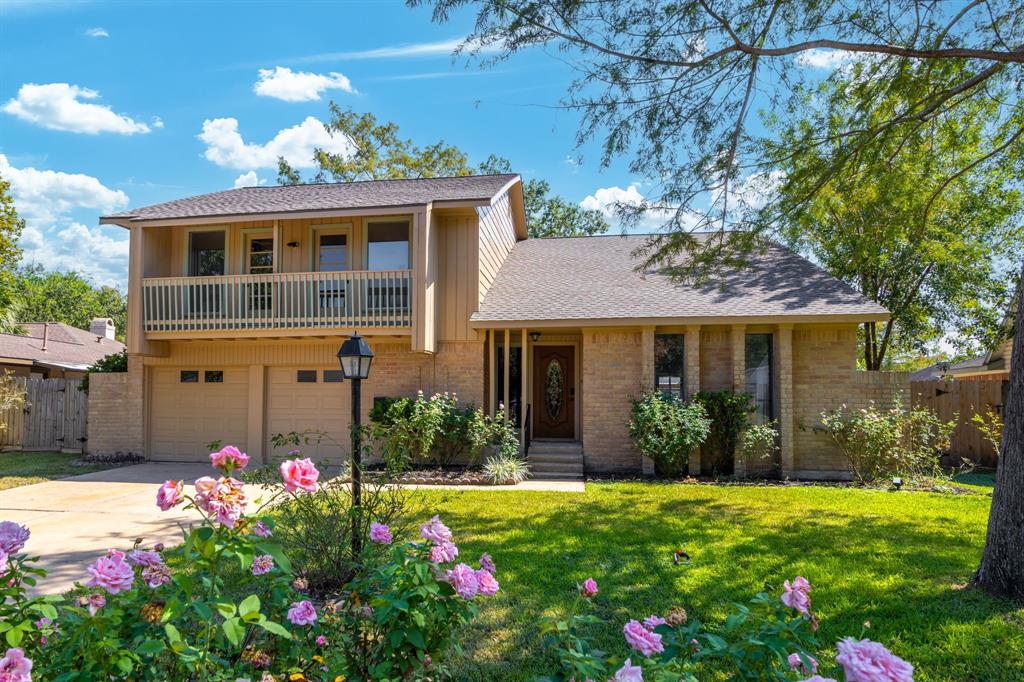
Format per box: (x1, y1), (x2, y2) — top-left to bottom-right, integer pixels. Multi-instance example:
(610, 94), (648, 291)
(0, 451), (114, 490)
(397, 481), (1022, 681)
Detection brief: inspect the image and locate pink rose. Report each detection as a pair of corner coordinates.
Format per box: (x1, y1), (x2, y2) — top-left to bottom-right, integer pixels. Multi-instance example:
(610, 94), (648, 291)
(643, 615), (667, 631)
(0, 549), (8, 576)
(142, 563), (172, 588)
(623, 619), (664, 657)
(0, 647), (32, 682)
(479, 552), (496, 574)
(251, 520), (272, 538)
(315, 635), (328, 647)
(429, 540), (459, 564)
(798, 677), (838, 682)
(251, 554), (275, 576)
(419, 515), (452, 543)
(86, 592), (106, 616)
(0, 522), (29, 555)
(287, 600), (317, 626)
(446, 563), (479, 599)
(194, 476), (246, 528)
(789, 652), (819, 674)
(580, 577), (598, 598)
(476, 568), (500, 596)
(209, 445), (250, 473)
(836, 637), (914, 682)
(369, 522), (393, 545)
(127, 550), (163, 568)
(280, 458), (319, 493)
(86, 549), (134, 594)
(781, 576), (812, 614)
(613, 658), (644, 681)
(156, 480), (184, 511)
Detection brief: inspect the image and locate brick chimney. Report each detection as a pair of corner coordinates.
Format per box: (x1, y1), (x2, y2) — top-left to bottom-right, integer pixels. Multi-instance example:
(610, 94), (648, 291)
(91, 317), (116, 341)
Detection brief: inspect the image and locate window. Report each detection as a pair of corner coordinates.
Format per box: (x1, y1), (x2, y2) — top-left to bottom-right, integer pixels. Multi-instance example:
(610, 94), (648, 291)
(323, 370), (344, 383)
(188, 231), (225, 276)
(204, 370), (224, 383)
(180, 370), (199, 383)
(745, 334), (773, 423)
(296, 370), (317, 383)
(246, 235), (273, 274)
(317, 233), (348, 272)
(655, 334), (686, 398)
(367, 220), (410, 270)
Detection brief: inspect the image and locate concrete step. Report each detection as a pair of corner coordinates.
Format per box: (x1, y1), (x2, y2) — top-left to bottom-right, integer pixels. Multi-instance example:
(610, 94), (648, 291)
(530, 440), (583, 453)
(528, 452), (583, 464)
(531, 471), (584, 481)
(528, 460), (583, 474)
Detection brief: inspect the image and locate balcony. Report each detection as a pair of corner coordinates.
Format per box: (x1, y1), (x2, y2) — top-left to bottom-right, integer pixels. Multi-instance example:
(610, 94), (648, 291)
(141, 270), (412, 335)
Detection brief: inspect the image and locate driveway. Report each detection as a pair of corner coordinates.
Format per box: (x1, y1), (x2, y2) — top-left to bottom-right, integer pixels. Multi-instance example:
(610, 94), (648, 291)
(0, 463), (210, 594)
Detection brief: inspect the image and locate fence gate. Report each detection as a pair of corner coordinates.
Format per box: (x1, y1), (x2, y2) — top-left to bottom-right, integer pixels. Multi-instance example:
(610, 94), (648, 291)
(0, 377), (88, 453)
(910, 379), (1007, 467)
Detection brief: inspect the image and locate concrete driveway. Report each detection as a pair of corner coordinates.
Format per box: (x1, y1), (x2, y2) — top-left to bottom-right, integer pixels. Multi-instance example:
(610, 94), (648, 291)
(0, 463), (210, 594)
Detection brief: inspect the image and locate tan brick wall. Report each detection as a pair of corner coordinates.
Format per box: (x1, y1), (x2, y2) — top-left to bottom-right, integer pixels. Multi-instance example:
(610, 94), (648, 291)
(581, 330), (645, 473)
(699, 328), (733, 391)
(87, 360), (144, 457)
(792, 326), (908, 476)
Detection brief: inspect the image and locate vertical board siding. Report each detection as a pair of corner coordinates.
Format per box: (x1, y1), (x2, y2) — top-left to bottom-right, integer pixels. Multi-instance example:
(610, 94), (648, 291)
(477, 191), (518, 304)
(0, 378), (87, 452)
(911, 379), (1006, 467)
(437, 214), (479, 342)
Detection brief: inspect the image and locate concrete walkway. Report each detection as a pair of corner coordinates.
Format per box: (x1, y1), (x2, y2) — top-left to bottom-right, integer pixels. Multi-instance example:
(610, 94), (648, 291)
(0, 463), (584, 594)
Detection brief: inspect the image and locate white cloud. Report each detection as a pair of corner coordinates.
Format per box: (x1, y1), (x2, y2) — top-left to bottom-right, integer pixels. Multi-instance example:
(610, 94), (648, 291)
(270, 36), (500, 67)
(152, 116), (164, 129)
(254, 66), (355, 102)
(0, 153), (128, 225)
(233, 171), (266, 188)
(729, 169), (786, 211)
(581, 183), (688, 230)
(199, 116), (353, 170)
(85, 27), (108, 38)
(0, 154), (130, 288)
(2, 83), (151, 134)
(794, 49), (855, 69)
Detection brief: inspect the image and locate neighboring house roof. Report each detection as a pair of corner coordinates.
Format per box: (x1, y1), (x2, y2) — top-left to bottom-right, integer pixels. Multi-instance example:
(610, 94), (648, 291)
(100, 174), (521, 224)
(910, 362), (950, 382)
(0, 323), (124, 371)
(472, 235), (889, 326)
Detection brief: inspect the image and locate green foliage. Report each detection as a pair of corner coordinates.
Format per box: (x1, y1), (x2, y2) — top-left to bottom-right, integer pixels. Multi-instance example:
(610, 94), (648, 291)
(740, 420), (780, 471)
(628, 391), (710, 477)
(820, 402), (957, 484)
(694, 391), (752, 476)
(80, 349), (128, 394)
(0, 172), (24, 272)
(13, 266), (127, 341)
(483, 453), (530, 485)
(972, 407), (1004, 458)
(0, 371), (26, 438)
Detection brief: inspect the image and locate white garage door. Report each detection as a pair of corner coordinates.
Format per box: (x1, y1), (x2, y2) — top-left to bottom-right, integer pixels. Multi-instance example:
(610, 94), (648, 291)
(265, 367), (349, 463)
(150, 367), (249, 462)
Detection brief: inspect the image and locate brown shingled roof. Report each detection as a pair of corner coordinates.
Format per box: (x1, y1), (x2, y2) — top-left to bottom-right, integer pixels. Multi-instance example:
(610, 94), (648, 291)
(0, 323), (124, 369)
(472, 235), (889, 325)
(102, 174), (520, 223)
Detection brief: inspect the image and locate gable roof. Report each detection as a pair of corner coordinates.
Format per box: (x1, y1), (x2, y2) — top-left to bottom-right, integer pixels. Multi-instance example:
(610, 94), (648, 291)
(0, 323), (124, 370)
(472, 235), (889, 326)
(101, 174), (521, 225)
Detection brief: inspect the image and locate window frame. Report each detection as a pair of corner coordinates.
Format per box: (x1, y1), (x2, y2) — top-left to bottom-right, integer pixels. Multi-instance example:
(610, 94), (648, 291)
(308, 223), (353, 272)
(241, 229), (274, 275)
(364, 217), (412, 271)
(654, 333), (686, 400)
(183, 226), (229, 277)
(744, 333), (774, 424)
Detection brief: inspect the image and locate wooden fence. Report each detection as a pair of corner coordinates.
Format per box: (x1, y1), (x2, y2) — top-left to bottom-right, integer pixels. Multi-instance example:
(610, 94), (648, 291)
(910, 378), (1007, 467)
(0, 377), (88, 453)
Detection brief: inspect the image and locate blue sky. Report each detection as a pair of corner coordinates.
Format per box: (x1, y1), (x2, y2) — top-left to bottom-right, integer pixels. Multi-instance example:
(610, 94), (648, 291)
(1, 0), (842, 289)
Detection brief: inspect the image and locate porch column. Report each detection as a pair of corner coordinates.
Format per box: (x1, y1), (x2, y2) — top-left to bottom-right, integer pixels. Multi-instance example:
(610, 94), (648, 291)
(640, 326), (656, 475)
(731, 324), (747, 476)
(488, 329), (497, 416)
(247, 365), (266, 463)
(685, 324), (702, 476)
(503, 328), (511, 421)
(777, 323), (795, 477)
(520, 329), (528, 447)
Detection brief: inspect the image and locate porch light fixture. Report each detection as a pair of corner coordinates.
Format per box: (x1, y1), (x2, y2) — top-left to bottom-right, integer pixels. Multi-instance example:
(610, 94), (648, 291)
(286, 241), (300, 248)
(337, 331), (374, 556)
(891, 476), (903, 490)
(529, 331), (541, 343)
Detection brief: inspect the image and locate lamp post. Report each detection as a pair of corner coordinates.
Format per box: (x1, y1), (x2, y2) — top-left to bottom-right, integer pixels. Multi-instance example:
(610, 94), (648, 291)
(337, 331), (374, 558)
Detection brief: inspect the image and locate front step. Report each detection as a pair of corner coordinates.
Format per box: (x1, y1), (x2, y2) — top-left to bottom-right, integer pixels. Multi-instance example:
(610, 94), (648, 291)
(528, 440), (584, 481)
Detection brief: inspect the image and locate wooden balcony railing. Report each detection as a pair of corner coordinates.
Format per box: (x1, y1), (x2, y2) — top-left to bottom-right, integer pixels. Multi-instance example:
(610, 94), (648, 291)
(141, 270), (413, 333)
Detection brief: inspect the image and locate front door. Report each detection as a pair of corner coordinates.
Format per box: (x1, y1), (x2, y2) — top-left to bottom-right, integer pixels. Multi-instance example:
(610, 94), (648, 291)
(533, 346), (575, 439)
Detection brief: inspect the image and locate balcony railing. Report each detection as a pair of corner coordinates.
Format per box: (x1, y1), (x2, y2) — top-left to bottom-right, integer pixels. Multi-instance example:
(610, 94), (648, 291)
(141, 270), (412, 333)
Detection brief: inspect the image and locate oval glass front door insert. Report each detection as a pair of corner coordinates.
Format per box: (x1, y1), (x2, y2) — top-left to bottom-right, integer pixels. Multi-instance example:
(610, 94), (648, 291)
(544, 358), (564, 421)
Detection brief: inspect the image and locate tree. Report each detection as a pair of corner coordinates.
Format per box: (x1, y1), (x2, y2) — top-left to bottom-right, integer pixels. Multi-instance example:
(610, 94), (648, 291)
(0, 173), (25, 334)
(279, 106), (608, 238)
(14, 267), (127, 341)
(413, 0), (1024, 600)
(773, 80), (1023, 369)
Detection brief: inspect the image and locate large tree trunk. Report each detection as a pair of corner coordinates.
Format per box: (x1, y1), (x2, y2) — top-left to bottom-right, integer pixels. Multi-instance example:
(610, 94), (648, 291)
(975, 263), (1024, 602)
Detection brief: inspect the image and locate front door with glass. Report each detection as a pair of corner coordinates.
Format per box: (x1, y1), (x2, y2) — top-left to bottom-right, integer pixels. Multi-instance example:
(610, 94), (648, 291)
(532, 346), (575, 439)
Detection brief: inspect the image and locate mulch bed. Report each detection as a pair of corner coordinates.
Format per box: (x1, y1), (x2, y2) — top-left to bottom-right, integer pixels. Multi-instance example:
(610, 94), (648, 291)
(364, 468), (509, 486)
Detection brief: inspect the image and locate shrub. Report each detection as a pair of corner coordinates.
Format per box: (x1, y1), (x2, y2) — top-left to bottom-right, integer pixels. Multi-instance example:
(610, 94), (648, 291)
(971, 406), (1003, 458)
(0, 372), (25, 439)
(740, 420), (780, 472)
(484, 453), (531, 484)
(693, 390), (752, 475)
(80, 349), (128, 394)
(820, 401), (957, 484)
(629, 391), (711, 477)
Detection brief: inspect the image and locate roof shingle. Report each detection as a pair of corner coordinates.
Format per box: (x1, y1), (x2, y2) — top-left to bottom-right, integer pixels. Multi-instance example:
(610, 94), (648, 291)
(102, 174), (520, 223)
(0, 323), (124, 369)
(472, 235), (888, 324)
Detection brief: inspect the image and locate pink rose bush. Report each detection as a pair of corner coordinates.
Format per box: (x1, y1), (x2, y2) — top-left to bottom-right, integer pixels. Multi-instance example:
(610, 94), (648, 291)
(86, 549), (135, 594)
(0, 647), (32, 682)
(580, 576), (599, 598)
(156, 479), (184, 510)
(782, 575), (813, 614)
(369, 522), (393, 545)
(194, 475), (247, 527)
(623, 618), (664, 656)
(0, 522), (29, 555)
(251, 554), (275, 576)
(209, 444), (250, 473)
(279, 457), (319, 493)
(287, 600), (318, 626)
(613, 658), (644, 682)
(836, 637), (914, 682)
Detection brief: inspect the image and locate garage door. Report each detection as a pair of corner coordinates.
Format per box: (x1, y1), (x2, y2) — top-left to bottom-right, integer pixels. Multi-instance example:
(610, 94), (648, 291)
(265, 367), (349, 463)
(150, 368), (249, 462)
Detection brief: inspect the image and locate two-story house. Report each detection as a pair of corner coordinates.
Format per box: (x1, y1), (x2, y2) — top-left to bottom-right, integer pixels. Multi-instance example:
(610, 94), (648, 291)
(95, 173), (905, 479)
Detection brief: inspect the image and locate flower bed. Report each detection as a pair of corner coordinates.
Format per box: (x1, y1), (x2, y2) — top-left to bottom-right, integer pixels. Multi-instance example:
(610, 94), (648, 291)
(367, 467), (512, 486)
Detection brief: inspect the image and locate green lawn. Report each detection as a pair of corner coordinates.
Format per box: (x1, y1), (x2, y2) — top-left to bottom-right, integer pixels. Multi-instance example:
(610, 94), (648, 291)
(401, 482), (1022, 681)
(0, 451), (114, 490)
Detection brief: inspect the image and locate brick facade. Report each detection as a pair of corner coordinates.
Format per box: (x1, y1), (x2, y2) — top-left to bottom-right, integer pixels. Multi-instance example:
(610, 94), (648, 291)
(581, 330), (645, 473)
(87, 358), (144, 457)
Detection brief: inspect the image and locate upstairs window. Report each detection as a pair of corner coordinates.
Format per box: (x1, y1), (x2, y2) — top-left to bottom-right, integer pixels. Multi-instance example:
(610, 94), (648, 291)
(246, 235), (273, 274)
(317, 233), (349, 272)
(655, 334), (685, 399)
(188, 230), (225, 276)
(367, 220), (410, 270)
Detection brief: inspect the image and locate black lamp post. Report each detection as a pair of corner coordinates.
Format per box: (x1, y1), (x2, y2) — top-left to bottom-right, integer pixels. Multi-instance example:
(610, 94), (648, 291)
(337, 331), (373, 557)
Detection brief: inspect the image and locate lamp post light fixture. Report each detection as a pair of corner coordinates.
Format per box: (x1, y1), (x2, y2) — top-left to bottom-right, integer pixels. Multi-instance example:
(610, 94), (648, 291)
(337, 331), (374, 557)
